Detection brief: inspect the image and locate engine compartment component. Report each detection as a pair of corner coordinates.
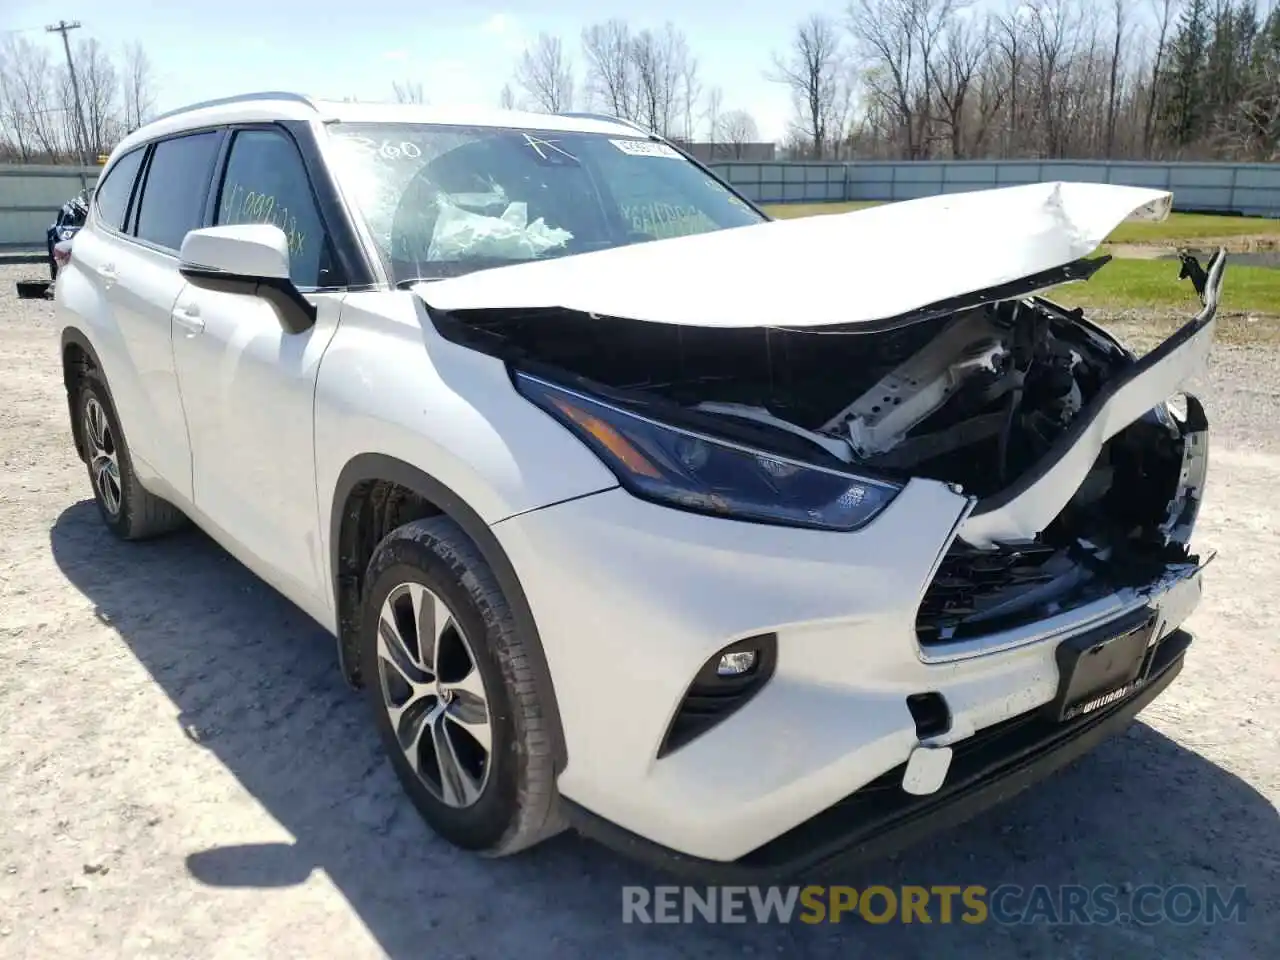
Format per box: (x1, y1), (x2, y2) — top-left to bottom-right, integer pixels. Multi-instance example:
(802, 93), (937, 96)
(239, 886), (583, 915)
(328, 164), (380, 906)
(437, 290), (1134, 501)
(432, 250), (1220, 647)
(819, 309), (1011, 458)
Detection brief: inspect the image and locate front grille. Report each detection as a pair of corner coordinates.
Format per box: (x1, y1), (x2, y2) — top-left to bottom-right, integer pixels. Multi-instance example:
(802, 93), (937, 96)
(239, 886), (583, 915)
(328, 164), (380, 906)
(915, 539), (1062, 645)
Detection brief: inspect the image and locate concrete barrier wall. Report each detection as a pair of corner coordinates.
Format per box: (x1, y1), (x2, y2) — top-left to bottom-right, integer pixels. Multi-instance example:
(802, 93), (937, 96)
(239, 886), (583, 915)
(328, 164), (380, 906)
(0, 166), (98, 251)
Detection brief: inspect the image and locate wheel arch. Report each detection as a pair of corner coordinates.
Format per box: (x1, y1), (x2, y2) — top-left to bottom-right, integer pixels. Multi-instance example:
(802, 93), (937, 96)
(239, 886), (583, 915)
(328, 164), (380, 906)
(329, 452), (568, 773)
(60, 326), (109, 462)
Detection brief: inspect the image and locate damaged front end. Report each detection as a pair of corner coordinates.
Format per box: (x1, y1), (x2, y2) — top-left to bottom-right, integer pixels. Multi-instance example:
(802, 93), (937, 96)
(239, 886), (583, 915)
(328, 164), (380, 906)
(422, 230), (1222, 658)
(918, 251), (1220, 652)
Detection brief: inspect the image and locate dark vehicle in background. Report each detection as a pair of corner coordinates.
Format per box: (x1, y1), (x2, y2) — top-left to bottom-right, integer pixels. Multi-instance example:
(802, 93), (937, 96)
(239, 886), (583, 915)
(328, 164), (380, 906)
(47, 190), (89, 280)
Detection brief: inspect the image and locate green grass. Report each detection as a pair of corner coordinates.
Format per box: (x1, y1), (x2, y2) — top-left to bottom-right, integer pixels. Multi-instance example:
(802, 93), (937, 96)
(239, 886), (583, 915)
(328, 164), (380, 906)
(762, 201), (881, 219)
(1050, 257), (1280, 316)
(1106, 212), (1280, 245)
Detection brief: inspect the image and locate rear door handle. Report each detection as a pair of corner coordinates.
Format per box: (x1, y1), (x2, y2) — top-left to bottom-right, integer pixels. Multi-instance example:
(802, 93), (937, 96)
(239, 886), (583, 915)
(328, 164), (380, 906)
(173, 304), (205, 336)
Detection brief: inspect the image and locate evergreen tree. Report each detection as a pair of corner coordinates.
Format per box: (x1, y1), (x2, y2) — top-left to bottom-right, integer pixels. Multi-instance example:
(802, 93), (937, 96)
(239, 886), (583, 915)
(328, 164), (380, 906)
(1162, 0), (1212, 147)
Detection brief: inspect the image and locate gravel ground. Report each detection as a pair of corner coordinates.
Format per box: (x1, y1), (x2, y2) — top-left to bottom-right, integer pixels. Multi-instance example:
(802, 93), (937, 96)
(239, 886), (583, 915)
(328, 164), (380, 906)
(0, 264), (1276, 958)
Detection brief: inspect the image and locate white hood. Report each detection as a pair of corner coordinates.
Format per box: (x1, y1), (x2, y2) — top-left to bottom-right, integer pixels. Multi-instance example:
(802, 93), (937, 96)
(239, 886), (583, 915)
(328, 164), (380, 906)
(416, 181), (1172, 328)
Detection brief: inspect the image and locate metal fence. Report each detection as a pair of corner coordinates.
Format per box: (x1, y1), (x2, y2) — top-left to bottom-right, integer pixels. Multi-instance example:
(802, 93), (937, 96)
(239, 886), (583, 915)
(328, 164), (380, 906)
(3, 158), (1278, 251)
(708, 159), (1280, 217)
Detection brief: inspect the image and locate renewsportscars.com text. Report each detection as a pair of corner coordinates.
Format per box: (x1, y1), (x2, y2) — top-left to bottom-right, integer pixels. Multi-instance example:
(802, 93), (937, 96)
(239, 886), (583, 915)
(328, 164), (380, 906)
(621, 884), (1250, 926)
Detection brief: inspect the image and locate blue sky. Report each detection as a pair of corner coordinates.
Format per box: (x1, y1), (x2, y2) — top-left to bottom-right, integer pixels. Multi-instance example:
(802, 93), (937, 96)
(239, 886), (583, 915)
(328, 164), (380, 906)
(5, 0), (822, 139)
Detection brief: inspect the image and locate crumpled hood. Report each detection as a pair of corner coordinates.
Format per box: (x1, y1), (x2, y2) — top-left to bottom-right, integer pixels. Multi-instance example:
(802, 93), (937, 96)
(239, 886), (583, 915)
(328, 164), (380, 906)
(415, 181), (1172, 328)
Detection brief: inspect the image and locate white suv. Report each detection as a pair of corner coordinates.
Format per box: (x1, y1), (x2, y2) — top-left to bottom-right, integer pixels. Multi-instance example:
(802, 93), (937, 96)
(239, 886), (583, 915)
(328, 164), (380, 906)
(55, 92), (1222, 879)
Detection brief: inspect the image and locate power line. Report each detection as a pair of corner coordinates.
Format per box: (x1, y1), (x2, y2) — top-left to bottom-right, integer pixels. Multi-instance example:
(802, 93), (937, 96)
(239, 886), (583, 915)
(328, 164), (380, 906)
(45, 19), (92, 191)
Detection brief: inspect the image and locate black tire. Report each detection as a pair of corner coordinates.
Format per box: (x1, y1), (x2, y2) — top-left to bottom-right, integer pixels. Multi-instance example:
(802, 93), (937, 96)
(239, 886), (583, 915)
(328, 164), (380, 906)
(75, 373), (186, 540)
(360, 516), (564, 856)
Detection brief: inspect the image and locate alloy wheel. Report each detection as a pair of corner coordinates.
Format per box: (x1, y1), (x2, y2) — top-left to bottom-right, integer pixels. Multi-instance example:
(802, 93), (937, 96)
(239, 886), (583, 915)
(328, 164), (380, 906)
(376, 582), (493, 807)
(83, 396), (121, 516)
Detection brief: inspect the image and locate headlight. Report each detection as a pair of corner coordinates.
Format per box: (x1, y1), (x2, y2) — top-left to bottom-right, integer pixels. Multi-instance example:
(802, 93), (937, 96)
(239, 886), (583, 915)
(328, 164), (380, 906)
(515, 373), (901, 531)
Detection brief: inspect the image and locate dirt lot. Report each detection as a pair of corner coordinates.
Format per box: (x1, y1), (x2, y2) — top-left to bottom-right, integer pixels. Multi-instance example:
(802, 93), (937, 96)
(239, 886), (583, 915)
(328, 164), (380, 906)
(0, 263), (1276, 958)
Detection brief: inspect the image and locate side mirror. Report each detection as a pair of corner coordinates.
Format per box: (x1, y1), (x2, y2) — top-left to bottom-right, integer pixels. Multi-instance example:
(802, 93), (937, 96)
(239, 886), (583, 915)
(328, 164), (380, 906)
(178, 224), (316, 334)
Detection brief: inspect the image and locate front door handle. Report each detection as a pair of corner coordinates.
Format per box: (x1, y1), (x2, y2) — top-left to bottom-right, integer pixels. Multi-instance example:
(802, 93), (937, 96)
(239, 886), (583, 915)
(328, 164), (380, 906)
(173, 304), (205, 336)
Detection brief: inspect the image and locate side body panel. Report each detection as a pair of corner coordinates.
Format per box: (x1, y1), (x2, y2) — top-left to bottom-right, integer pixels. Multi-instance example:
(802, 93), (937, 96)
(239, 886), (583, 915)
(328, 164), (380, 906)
(171, 289), (345, 627)
(314, 292), (617, 540)
(59, 219), (194, 505)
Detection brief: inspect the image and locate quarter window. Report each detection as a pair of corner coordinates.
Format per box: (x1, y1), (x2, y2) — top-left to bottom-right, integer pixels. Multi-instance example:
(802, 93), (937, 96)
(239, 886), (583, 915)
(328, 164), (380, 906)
(92, 147), (145, 231)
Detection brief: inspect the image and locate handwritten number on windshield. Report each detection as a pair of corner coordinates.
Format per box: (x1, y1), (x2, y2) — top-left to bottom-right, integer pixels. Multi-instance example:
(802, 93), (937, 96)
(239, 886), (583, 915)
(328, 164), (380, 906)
(339, 135), (422, 160)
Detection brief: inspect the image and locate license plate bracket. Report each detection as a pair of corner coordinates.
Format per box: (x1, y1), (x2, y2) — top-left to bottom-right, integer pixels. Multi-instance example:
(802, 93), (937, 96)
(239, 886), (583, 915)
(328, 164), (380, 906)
(1049, 612), (1158, 722)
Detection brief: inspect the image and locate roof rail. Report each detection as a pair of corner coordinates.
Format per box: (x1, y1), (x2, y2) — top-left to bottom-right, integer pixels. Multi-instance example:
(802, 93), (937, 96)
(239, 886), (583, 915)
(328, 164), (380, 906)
(149, 91), (318, 124)
(557, 111), (651, 135)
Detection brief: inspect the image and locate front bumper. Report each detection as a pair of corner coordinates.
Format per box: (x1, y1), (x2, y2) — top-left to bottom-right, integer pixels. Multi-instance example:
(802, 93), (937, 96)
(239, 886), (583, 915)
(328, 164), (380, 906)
(491, 482), (1203, 865)
(565, 627), (1191, 882)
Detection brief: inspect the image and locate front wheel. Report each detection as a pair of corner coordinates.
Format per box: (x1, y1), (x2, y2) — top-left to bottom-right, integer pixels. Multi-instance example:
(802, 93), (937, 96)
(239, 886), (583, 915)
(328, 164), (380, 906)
(359, 516), (564, 856)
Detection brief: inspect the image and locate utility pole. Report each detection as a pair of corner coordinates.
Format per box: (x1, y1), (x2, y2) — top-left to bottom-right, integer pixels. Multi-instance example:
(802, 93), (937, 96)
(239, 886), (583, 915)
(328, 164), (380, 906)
(46, 19), (91, 193)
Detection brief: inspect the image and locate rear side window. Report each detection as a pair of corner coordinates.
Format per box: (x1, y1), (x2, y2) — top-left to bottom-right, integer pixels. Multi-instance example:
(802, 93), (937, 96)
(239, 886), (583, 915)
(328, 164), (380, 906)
(93, 147), (145, 231)
(214, 128), (332, 287)
(134, 132), (221, 251)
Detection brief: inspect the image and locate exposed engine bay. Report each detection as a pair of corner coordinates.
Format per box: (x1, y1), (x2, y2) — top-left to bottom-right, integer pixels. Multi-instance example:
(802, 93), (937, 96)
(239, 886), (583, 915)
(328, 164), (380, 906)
(440, 281), (1184, 496)
(432, 252), (1218, 646)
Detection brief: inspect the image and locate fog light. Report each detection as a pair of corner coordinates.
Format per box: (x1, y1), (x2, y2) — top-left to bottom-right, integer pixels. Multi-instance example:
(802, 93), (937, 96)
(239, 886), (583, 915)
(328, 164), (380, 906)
(716, 649), (757, 676)
(659, 634), (777, 757)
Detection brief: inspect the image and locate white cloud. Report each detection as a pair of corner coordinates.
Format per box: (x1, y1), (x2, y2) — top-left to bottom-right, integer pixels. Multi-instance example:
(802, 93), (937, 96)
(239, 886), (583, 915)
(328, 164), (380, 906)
(478, 12), (525, 53)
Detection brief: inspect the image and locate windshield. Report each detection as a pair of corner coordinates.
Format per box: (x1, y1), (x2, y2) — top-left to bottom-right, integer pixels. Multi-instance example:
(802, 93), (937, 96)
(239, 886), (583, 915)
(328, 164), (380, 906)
(324, 122), (766, 283)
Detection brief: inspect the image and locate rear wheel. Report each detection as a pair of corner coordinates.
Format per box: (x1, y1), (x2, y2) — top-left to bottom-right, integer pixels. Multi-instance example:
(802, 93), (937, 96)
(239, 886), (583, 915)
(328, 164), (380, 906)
(75, 374), (185, 540)
(360, 516), (564, 855)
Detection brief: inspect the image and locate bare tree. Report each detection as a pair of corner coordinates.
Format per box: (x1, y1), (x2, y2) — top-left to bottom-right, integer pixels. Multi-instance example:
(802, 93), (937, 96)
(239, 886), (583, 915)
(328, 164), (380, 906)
(969, 32), (1010, 156)
(705, 85), (724, 146)
(632, 24), (693, 136)
(721, 109), (760, 157)
(121, 42), (155, 132)
(513, 33), (575, 113)
(1027, 0), (1079, 157)
(67, 38), (123, 155)
(847, 0), (961, 159)
(769, 14), (847, 157)
(680, 53), (702, 142)
(928, 12), (989, 157)
(499, 82), (516, 110)
(1144, 0), (1181, 154)
(581, 20), (639, 119)
(392, 80), (425, 104)
(0, 39), (34, 160)
(0, 35), (62, 159)
(991, 5), (1028, 156)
